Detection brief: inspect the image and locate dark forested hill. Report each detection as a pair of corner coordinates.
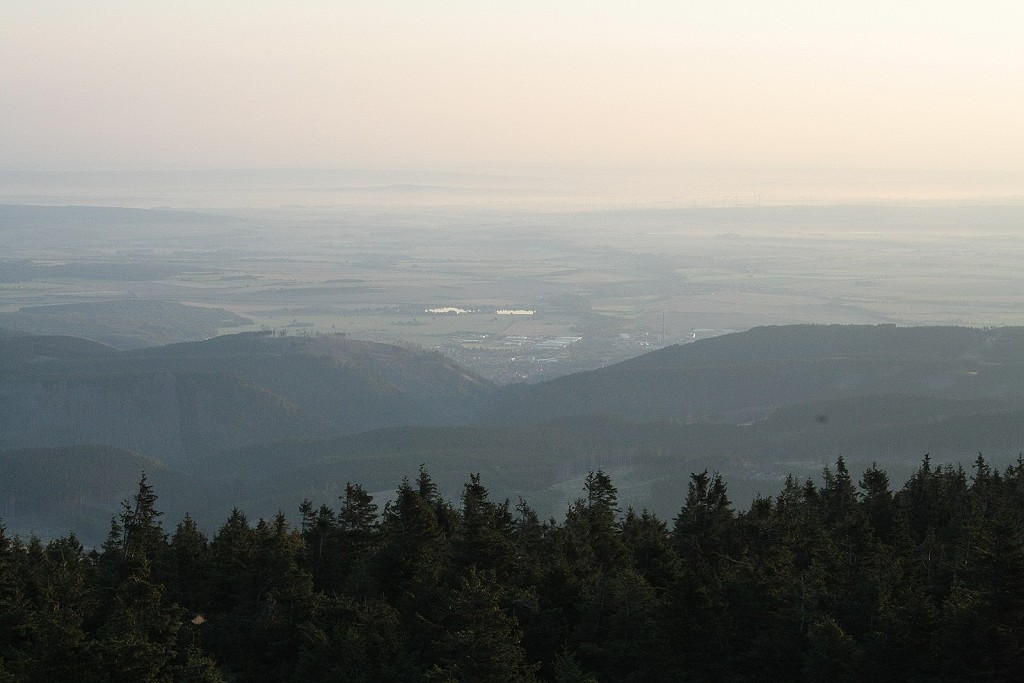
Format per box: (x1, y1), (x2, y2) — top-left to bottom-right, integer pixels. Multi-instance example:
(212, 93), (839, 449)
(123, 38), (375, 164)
(7, 324), (1024, 547)
(476, 324), (1024, 424)
(192, 414), (749, 524)
(0, 444), (209, 542)
(0, 331), (493, 466)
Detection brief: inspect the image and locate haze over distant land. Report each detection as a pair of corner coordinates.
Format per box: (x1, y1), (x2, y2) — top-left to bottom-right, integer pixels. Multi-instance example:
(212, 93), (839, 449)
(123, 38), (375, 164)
(2, 2), (1023, 206)
(2, 166), (1023, 212)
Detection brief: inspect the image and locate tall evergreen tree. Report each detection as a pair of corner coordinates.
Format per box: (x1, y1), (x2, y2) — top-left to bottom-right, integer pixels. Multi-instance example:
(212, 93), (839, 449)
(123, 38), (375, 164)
(672, 469), (734, 565)
(858, 463), (896, 543)
(428, 570), (539, 682)
(454, 473), (515, 576)
(167, 514), (208, 609)
(335, 482), (380, 595)
(376, 477), (448, 608)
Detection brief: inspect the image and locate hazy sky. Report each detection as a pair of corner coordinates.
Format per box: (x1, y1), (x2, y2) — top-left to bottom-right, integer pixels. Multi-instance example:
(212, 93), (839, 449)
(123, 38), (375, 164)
(2, 1), (1022, 187)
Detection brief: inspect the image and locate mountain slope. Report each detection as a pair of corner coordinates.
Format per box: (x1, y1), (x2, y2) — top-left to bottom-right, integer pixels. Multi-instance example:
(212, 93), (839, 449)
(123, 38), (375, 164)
(0, 444), (210, 543)
(8, 325), (1024, 544)
(0, 331), (493, 466)
(476, 325), (1024, 424)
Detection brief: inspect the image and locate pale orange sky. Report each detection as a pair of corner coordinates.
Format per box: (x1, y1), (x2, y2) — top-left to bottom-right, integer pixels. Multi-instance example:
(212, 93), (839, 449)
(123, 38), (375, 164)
(2, 1), (1022, 193)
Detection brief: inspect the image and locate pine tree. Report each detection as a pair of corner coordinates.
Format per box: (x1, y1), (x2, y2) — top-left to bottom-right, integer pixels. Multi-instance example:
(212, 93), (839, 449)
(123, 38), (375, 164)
(859, 463), (896, 542)
(299, 502), (337, 588)
(802, 615), (862, 682)
(821, 457), (858, 527)
(96, 474), (168, 588)
(581, 470), (625, 570)
(0, 524), (28, 669)
(293, 594), (417, 681)
(672, 470), (734, 565)
(338, 482), (379, 541)
(573, 566), (659, 681)
(16, 535), (103, 681)
(121, 474), (167, 576)
(454, 474), (514, 576)
(167, 514), (208, 609)
(429, 570), (539, 682)
(619, 508), (679, 589)
(205, 508), (256, 614)
(376, 478), (448, 605)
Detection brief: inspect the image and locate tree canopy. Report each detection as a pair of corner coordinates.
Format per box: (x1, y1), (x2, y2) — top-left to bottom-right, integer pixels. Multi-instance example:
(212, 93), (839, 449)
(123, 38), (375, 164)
(2, 458), (1024, 680)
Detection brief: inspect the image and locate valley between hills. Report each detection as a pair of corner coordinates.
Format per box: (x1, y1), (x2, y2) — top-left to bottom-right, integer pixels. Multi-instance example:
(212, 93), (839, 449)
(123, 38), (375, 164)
(4, 324), (1024, 545)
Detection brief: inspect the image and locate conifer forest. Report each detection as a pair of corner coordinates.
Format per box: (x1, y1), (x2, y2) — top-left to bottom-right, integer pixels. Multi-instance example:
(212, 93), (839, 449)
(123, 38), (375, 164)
(3, 456), (1024, 681)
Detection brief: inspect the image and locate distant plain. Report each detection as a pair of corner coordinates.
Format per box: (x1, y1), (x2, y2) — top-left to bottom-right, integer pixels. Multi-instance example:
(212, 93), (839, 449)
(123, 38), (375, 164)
(3, 171), (1023, 383)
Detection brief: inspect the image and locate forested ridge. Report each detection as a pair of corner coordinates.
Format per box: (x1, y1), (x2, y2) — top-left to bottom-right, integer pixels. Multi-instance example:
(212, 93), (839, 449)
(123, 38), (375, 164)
(3, 455), (1024, 681)
(8, 324), (1024, 545)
